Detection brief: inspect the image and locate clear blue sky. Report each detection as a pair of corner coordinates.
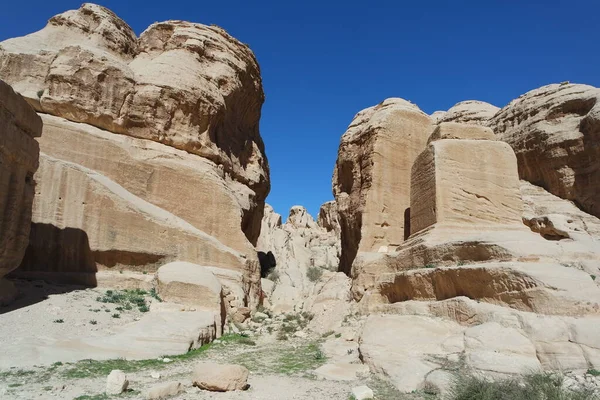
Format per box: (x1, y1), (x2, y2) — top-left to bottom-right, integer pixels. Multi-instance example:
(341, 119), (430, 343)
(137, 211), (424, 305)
(2, 1), (599, 218)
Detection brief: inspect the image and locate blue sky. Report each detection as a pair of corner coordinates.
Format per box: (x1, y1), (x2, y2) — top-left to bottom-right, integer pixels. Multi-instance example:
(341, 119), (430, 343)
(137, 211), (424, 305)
(2, 1), (599, 218)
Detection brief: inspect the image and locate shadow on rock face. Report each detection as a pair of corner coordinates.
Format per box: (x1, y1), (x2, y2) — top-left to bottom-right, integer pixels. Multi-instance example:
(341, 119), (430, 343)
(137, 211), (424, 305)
(257, 250), (276, 278)
(9, 222), (96, 279)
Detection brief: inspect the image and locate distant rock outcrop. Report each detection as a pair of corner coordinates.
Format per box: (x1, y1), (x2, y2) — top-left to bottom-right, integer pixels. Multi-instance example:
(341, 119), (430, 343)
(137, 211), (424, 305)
(491, 83), (600, 218)
(256, 203), (347, 328)
(0, 80), (41, 305)
(0, 3), (269, 308)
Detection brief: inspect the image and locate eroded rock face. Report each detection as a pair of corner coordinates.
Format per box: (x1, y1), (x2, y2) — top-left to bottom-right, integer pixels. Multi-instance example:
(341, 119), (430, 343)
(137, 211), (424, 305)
(0, 5), (269, 225)
(256, 204), (341, 313)
(0, 80), (41, 302)
(491, 83), (600, 218)
(0, 4), (268, 307)
(411, 125), (523, 235)
(438, 100), (499, 126)
(332, 98), (432, 274)
(317, 200), (341, 235)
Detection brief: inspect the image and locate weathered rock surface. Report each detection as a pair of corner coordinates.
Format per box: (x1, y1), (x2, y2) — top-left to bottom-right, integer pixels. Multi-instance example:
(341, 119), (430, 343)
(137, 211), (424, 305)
(332, 98), (432, 274)
(106, 370), (129, 395)
(438, 100), (499, 126)
(317, 201), (341, 235)
(0, 310), (218, 368)
(411, 129), (523, 236)
(360, 296), (600, 391)
(0, 80), (41, 286)
(0, 4), (268, 307)
(491, 83), (600, 218)
(192, 362), (249, 391)
(146, 381), (184, 400)
(156, 262), (223, 312)
(521, 180), (600, 242)
(256, 204), (341, 313)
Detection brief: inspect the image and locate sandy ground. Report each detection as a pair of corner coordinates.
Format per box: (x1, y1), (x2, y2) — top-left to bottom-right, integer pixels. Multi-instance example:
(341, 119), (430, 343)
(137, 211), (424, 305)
(0, 280), (417, 400)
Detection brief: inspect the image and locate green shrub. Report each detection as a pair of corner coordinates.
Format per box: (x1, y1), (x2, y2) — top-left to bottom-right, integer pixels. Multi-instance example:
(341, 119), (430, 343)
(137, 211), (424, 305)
(307, 266), (323, 282)
(53, 319), (64, 323)
(588, 369), (600, 376)
(267, 269), (280, 283)
(89, 320), (97, 325)
(36, 89), (44, 98)
(111, 313), (120, 319)
(448, 372), (597, 400)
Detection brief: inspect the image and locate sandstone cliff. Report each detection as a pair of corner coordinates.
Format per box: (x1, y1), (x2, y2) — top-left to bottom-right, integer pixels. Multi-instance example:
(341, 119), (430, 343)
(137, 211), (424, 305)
(0, 80), (41, 305)
(332, 98), (432, 275)
(491, 83), (600, 219)
(0, 3), (269, 308)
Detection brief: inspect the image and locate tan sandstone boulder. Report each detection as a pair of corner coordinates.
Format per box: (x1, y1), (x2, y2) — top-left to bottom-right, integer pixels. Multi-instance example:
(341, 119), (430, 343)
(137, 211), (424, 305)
(192, 362), (249, 391)
(156, 262), (223, 312)
(0, 80), (41, 304)
(491, 83), (600, 218)
(0, 4), (268, 307)
(332, 98), (432, 274)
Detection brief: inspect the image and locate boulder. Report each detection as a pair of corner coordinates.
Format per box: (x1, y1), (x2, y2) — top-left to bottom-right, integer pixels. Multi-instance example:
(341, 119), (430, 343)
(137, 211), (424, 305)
(332, 98), (432, 274)
(359, 314), (464, 393)
(146, 381), (184, 400)
(351, 385), (374, 400)
(192, 362), (249, 391)
(156, 262), (223, 313)
(491, 83), (600, 218)
(0, 80), (41, 283)
(106, 370), (129, 395)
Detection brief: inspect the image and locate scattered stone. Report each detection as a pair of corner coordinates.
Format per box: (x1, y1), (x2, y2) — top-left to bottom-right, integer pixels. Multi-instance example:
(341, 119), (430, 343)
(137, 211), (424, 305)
(351, 385), (374, 400)
(162, 358), (172, 363)
(192, 362), (249, 392)
(106, 370), (129, 395)
(151, 372), (161, 379)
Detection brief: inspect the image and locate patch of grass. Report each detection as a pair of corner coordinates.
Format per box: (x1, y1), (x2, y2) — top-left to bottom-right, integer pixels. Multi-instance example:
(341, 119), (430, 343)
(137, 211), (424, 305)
(335, 333), (342, 338)
(267, 269), (280, 283)
(424, 264), (436, 269)
(0, 369), (36, 380)
(8, 383), (22, 387)
(230, 341), (327, 375)
(307, 266), (323, 282)
(96, 289), (148, 312)
(60, 334), (247, 379)
(149, 288), (162, 302)
(448, 372), (597, 400)
(322, 330), (335, 338)
(53, 319), (64, 323)
(74, 395), (110, 400)
(111, 313), (120, 319)
(588, 368), (600, 376)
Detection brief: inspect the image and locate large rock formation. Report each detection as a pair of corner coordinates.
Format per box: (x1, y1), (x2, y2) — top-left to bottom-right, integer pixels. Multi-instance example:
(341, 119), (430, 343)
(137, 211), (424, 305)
(491, 83), (600, 218)
(256, 204), (341, 313)
(332, 98), (432, 275)
(330, 103), (600, 392)
(0, 80), (41, 304)
(0, 4), (269, 307)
